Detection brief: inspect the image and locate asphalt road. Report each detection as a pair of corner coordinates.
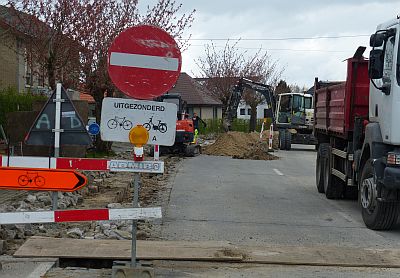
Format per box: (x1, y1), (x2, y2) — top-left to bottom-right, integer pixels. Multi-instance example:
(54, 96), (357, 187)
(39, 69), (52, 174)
(160, 145), (400, 276)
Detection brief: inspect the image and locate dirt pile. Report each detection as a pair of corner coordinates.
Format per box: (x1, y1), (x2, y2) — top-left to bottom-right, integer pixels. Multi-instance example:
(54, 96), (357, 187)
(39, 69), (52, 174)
(203, 131), (278, 160)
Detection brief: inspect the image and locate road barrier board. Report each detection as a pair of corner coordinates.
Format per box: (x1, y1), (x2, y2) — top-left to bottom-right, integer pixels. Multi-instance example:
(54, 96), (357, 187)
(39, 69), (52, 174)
(0, 156), (164, 173)
(0, 207), (162, 224)
(0, 167), (87, 192)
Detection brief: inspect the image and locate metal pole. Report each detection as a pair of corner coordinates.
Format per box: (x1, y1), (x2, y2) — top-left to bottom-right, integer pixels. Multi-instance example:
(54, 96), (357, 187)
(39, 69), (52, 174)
(131, 172), (140, 267)
(52, 83), (62, 210)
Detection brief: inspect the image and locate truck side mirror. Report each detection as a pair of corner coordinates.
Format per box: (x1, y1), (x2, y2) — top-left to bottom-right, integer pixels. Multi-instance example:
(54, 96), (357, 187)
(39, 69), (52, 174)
(368, 49), (384, 79)
(370, 33), (384, 47)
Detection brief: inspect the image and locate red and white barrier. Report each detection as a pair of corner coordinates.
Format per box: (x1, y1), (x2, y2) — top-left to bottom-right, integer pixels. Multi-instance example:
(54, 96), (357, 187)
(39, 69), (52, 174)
(0, 156), (164, 173)
(269, 124), (274, 150)
(0, 207), (161, 225)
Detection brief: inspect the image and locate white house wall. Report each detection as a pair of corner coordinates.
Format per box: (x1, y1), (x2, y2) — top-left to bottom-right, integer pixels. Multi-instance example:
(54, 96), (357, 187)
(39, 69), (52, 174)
(237, 103), (270, 119)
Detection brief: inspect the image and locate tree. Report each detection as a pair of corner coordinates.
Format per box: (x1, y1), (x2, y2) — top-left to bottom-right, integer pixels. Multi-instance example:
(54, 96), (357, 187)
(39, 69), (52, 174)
(197, 41), (282, 132)
(289, 84), (307, 94)
(275, 80), (291, 95)
(8, 0), (195, 151)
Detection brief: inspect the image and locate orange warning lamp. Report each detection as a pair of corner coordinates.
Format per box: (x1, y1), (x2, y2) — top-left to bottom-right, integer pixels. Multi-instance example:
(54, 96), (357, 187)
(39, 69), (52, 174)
(129, 125), (149, 147)
(129, 125), (149, 161)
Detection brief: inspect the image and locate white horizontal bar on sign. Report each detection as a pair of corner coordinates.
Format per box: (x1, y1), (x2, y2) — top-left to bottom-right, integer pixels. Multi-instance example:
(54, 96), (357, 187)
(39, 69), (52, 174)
(1, 156), (56, 168)
(110, 52), (179, 71)
(109, 160), (164, 173)
(0, 211), (54, 225)
(109, 207), (162, 220)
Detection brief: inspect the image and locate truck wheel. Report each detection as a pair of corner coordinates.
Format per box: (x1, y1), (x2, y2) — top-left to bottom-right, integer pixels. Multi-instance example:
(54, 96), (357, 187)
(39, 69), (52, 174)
(316, 143), (329, 193)
(323, 146), (344, 199)
(279, 131), (286, 150)
(285, 130), (292, 150)
(359, 159), (399, 230)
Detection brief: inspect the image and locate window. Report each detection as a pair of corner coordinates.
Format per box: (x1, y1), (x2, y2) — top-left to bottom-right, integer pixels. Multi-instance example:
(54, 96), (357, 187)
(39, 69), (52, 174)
(383, 36), (395, 86)
(25, 69), (32, 87)
(304, 97), (312, 109)
(264, 109), (271, 118)
(248, 108), (251, 115)
(240, 108), (245, 115)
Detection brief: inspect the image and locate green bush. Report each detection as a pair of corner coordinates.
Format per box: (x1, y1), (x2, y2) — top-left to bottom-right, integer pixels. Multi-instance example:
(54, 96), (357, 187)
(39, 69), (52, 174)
(0, 87), (47, 127)
(199, 118), (272, 135)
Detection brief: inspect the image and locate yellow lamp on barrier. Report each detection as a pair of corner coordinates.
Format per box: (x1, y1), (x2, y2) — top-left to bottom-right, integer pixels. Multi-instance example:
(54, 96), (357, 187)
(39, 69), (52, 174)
(129, 125), (149, 161)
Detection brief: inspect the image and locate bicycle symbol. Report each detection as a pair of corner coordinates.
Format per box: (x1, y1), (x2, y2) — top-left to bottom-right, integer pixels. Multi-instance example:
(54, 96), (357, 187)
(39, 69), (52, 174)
(18, 172), (46, 187)
(107, 116), (133, 130)
(143, 116), (167, 133)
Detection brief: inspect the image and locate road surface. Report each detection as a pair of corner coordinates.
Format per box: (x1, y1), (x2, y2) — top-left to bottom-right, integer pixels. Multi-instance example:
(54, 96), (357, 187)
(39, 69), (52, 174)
(158, 145), (400, 276)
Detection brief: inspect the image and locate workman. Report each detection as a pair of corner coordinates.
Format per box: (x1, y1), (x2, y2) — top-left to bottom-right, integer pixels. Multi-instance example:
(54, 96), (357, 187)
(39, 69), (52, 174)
(192, 112), (207, 131)
(192, 112), (207, 143)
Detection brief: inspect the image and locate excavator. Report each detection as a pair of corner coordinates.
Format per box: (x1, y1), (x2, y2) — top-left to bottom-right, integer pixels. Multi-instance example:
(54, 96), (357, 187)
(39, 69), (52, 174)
(224, 78), (316, 150)
(154, 93), (201, 156)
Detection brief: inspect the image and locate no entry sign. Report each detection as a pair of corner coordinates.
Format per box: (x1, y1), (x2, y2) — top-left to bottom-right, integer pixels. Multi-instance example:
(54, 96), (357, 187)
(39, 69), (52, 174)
(108, 25), (182, 100)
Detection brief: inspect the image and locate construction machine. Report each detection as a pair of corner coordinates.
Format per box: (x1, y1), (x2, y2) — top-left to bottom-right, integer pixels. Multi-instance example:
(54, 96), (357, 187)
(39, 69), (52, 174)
(224, 77), (316, 150)
(224, 78), (276, 131)
(154, 93), (201, 156)
(275, 92), (317, 150)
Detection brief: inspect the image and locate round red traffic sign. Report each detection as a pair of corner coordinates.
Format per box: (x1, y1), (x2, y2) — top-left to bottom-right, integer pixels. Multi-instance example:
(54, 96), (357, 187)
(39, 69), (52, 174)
(107, 25), (182, 100)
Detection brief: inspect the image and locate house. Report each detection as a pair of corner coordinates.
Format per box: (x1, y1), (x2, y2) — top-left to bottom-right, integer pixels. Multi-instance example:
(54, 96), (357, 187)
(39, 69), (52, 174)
(236, 100), (272, 120)
(80, 92), (96, 119)
(0, 6), (26, 92)
(0, 5), (79, 93)
(167, 73), (223, 119)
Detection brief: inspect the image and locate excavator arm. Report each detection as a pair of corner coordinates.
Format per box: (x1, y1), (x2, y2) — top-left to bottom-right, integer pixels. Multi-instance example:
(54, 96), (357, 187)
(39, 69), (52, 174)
(224, 78), (276, 131)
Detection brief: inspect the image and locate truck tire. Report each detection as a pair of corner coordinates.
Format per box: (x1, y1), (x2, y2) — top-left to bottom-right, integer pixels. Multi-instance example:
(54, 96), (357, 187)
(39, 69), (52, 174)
(359, 159), (400, 230)
(316, 143), (329, 193)
(285, 130), (292, 150)
(279, 130), (286, 150)
(323, 146), (344, 199)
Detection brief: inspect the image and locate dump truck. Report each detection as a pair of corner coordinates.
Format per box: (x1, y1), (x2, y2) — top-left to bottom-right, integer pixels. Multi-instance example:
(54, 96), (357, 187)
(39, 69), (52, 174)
(314, 17), (400, 230)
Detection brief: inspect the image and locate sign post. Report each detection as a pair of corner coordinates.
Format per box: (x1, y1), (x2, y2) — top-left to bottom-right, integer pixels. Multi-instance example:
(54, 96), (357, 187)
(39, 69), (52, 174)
(131, 173), (140, 267)
(52, 84), (62, 210)
(106, 25), (182, 276)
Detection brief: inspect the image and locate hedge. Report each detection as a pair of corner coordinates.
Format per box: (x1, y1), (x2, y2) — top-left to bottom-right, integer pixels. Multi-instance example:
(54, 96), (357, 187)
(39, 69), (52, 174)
(0, 87), (47, 127)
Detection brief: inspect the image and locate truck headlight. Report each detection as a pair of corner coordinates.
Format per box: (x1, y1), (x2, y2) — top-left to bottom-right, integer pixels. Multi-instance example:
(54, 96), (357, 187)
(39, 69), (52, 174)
(387, 152), (400, 166)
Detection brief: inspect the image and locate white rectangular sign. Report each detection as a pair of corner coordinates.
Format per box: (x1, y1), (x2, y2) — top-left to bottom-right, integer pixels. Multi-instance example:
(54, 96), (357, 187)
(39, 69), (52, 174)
(109, 160), (164, 173)
(100, 98), (177, 146)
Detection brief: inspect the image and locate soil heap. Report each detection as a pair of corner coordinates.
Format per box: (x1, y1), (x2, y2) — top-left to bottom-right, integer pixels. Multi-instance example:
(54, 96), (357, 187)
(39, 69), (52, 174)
(203, 131), (278, 160)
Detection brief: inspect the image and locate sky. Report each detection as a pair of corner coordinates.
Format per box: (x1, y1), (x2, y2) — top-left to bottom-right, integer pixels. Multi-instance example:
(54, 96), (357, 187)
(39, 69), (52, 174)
(2, 0), (398, 89)
(139, 0), (400, 88)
